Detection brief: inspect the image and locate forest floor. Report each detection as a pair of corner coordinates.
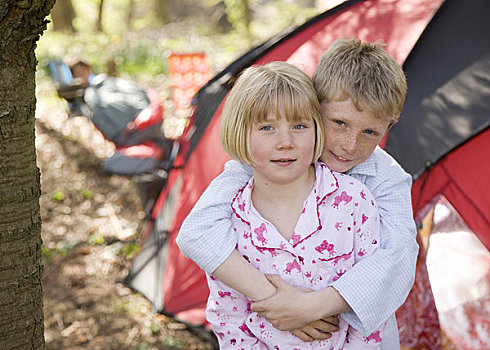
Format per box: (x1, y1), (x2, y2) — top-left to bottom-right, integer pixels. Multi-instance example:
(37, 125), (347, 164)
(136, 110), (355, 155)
(36, 81), (214, 350)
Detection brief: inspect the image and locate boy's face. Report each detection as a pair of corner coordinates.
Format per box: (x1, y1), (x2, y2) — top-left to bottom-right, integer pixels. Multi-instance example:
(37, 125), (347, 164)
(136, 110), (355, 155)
(320, 99), (392, 173)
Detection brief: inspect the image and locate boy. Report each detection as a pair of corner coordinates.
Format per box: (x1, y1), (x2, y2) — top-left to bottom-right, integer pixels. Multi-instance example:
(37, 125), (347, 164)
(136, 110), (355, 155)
(177, 39), (418, 349)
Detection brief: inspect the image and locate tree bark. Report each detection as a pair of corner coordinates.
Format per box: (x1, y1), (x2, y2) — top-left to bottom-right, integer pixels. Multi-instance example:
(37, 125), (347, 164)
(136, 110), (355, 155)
(0, 0), (55, 349)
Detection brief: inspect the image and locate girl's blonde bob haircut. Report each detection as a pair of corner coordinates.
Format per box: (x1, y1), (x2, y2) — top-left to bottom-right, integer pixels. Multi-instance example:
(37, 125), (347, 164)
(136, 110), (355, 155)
(220, 61), (324, 166)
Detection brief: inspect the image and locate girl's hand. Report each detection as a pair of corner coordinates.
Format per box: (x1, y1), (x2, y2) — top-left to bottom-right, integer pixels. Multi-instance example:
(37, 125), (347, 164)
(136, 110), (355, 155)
(290, 318), (340, 342)
(251, 274), (340, 331)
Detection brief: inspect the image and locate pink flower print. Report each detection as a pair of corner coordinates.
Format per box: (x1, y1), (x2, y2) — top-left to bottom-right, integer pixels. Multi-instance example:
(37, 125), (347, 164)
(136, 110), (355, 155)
(259, 323), (266, 329)
(290, 232), (301, 245)
(254, 223), (268, 245)
(332, 251), (352, 265)
(364, 330), (382, 343)
(333, 269), (346, 282)
(334, 222), (342, 231)
(362, 213), (368, 224)
(360, 190), (367, 200)
(238, 199), (245, 212)
(255, 246), (278, 257)
(230, 338), (237, 346)
(239, 324), (254, 337)
(315, 240), (336, 256)
(358, 248), (367, 257)
(246, 300), (252, 313)
(372, 238), (378, 245)
(218, 291), (236, 299)
(304, 271), (312, 278)
(260, 330), (273, 339)
(318, 248), (353, 266)
(284, 260), (301, 275)
(332, 191), (352, 208)
(215, 331), (225, 339)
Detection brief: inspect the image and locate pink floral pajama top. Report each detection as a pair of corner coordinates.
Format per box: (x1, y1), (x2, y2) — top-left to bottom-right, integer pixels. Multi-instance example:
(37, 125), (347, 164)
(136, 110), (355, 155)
(206, 162), (383, 349)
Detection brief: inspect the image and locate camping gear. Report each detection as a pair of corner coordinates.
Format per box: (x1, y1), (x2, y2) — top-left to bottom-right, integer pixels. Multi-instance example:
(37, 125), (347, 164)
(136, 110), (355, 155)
(168, 52), (212, 118)
(49, 61), (174, 177)
(125, 0), (489, 348)
(49, 61), (176, 219)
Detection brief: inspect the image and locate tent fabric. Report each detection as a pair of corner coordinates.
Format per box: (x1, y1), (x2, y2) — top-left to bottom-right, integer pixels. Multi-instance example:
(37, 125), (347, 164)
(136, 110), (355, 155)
(384, 0), (490, 250)
(155, 0), (447, 324)
(424, 196), (490, 349)
(124, 0), (490, 347)
(385, 0), (490, 178)
(187, 0), (444, 158)
(410, 128), (490, 250)
(395, 234), (441, 349)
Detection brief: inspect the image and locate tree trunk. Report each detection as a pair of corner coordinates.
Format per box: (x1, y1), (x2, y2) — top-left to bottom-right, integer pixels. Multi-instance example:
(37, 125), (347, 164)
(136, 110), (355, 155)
(50, 0), (76, 32)
(155, 0), (169, 24)
(126, 0), (135, 29)
(96, 0), (105, 32)
(0, 1), (55, 349)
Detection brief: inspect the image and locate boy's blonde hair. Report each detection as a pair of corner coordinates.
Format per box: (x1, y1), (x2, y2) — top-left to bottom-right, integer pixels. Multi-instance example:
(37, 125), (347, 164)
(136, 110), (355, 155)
(312, 38), (407, 122)
(220, 61), (324, 165)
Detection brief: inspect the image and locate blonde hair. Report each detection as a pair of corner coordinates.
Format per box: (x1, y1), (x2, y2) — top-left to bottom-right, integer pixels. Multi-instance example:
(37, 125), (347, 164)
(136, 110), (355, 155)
(312, 38), (407, 122)
(220, 61), (324, 165)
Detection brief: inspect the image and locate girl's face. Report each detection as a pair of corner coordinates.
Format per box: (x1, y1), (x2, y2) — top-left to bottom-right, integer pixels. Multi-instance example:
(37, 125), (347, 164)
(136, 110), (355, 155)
(250, 111), (316, 187)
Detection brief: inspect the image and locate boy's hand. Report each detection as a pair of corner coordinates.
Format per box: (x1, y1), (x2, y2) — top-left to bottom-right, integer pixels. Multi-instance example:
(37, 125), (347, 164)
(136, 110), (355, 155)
(251, 274), (339, 331)
(290, 318), (339, 342)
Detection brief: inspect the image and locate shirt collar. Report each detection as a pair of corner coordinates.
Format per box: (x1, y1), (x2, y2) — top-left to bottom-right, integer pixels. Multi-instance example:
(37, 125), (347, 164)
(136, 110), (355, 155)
(231, 163), (339, 251)
(346, 146), (379, 177)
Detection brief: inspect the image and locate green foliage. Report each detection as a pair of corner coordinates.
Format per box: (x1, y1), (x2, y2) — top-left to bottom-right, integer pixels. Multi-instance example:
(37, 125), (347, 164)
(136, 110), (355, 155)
(88, 233), (105, 245)
(223, 0), (253, 42)
(111, 295), (148, 315)
(51, 190), (65, 202)
(42, 240), (79, 265)
(37, 0), (318, 85)
(255, 1), (318, 35)
(41, 245), (55, 264)
(116, 242), (140, 259)
(133, 342), (153, 350)
(149, 322), (161, 335)
(162, 336), (183, 348)
(78, 188), (93, 199)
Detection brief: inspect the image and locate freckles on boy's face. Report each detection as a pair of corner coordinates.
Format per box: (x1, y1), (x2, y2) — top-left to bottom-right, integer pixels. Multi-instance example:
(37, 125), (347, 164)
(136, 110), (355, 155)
(319, 99), (392, 173)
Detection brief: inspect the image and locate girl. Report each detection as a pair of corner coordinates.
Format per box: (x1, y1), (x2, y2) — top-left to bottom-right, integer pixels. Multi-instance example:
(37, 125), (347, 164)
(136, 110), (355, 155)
(206, 61), (383, 349)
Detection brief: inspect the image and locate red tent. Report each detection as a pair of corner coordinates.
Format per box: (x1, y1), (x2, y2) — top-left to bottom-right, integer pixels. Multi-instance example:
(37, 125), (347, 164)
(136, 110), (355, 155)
(125, 0), (490, 348)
